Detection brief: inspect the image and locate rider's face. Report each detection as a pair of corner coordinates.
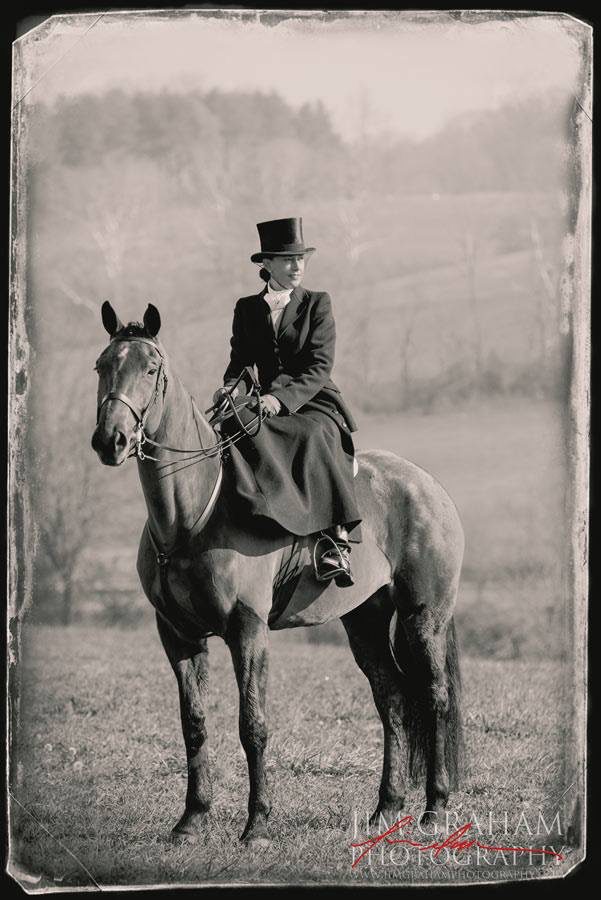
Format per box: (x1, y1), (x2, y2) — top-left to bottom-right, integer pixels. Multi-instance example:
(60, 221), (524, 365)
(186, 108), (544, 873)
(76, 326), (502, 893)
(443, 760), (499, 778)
(263, 255), (305, 290)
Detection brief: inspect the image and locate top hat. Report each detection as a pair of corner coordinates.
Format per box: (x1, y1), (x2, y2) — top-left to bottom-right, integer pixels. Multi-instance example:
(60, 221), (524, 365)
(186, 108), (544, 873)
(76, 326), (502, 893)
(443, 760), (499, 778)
(250, 217), (316, 264)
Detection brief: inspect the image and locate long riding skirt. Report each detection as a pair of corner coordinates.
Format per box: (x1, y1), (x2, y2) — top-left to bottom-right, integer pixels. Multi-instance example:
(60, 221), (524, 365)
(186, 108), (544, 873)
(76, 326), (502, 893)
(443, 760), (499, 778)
(221, 399), (362, 540)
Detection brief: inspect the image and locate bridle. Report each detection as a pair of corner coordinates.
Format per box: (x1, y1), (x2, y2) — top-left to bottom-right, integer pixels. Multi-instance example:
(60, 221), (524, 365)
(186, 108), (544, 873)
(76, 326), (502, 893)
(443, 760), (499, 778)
(96, 336), (265, 463)
(96, 336), (169, 460)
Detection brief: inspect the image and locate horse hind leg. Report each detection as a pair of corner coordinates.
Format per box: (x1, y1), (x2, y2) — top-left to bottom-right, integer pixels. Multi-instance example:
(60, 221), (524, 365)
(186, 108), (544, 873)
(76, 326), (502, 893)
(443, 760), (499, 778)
(341, 590), (407, 829)
(392, 589), (463, 828)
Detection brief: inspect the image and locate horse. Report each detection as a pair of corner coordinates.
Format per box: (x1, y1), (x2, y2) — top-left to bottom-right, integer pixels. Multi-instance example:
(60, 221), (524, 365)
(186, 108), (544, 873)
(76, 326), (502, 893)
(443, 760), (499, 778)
(91, 301), (465, 848)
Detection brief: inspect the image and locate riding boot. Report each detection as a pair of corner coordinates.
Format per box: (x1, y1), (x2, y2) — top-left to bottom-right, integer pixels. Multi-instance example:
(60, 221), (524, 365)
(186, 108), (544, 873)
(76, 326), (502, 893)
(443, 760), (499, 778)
(314, 524), (354, 588)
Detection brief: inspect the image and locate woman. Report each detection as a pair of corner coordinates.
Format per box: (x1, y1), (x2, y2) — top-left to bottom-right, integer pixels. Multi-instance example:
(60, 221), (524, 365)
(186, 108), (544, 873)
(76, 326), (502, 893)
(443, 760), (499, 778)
(213, 217), (361, 587)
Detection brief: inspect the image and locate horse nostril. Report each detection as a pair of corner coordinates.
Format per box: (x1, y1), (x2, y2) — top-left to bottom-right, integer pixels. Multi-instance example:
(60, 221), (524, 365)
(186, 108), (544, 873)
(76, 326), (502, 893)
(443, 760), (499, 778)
(91, 430), (102, 452)
(113, 429), (128, 451)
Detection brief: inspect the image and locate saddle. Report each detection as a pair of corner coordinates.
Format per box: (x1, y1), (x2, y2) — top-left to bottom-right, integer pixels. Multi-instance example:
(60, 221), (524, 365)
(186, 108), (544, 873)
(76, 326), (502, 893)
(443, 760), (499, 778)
(268, 528), (391, 629)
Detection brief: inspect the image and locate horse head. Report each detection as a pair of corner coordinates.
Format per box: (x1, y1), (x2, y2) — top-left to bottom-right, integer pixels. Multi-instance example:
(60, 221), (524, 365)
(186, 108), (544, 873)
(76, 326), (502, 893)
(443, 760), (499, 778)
(91, 301), (168, 466)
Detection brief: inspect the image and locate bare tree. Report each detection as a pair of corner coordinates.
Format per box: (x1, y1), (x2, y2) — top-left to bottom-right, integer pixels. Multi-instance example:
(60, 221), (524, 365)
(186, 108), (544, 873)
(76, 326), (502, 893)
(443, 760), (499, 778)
(31, 379), (98, 625)
(40, 157), (164, 310)
(36, 461), (96, 625)
(398, 300), (420, 408)
(529, 216), (561, 377)
(462, 229), (484, 388)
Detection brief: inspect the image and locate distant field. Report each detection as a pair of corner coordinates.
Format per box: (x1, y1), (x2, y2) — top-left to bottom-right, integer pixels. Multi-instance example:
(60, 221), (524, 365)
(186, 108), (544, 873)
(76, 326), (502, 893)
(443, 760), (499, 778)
(10, 625), (575, 889)
(355, 398), (567, 581)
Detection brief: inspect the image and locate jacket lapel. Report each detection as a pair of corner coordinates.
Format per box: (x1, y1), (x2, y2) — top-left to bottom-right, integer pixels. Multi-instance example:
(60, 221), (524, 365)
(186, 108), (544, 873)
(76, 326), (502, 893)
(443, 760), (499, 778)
(254, 287), (273, 333)
(277, 286), (307, 338)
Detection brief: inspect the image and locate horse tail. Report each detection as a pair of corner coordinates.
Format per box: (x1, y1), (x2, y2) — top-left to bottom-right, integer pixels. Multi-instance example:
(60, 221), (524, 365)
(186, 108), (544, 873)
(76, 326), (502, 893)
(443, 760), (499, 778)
(388, 611), (464, 789)
(442, 617), (464, 789)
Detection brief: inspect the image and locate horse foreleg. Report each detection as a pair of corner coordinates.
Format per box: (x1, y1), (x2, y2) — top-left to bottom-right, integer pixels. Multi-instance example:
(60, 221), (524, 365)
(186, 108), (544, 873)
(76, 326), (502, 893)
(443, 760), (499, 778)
(156, 613), (212, 842)
(226, 603), (271, 847)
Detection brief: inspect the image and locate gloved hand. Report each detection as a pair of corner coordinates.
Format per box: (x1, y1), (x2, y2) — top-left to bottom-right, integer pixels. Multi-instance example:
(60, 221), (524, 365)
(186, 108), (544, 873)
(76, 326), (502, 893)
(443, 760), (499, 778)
(212, 384), (240, 407)
(257, 394), (282, 418)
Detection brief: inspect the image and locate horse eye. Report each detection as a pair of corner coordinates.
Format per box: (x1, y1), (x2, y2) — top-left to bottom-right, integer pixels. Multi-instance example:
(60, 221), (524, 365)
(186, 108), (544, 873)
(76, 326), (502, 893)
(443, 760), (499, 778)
(147, 368), (157, 376)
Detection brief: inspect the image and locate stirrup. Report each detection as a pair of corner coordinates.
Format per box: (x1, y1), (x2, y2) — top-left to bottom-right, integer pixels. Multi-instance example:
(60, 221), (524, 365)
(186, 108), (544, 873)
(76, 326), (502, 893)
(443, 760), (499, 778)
(312, 532), (354, 586)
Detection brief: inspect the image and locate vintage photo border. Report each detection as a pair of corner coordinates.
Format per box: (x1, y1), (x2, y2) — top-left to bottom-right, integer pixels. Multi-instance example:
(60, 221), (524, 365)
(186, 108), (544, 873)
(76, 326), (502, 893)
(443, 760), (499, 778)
(6, 6), (593, 888)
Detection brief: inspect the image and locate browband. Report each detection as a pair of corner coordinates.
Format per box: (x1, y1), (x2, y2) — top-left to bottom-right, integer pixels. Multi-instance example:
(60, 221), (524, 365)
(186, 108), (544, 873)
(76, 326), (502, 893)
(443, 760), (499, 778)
(110, 335), (165, 358)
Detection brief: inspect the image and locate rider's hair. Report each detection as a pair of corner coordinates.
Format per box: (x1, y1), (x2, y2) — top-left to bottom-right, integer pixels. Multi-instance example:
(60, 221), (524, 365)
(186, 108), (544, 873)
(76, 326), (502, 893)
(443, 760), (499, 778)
(259, 266), (270, 283)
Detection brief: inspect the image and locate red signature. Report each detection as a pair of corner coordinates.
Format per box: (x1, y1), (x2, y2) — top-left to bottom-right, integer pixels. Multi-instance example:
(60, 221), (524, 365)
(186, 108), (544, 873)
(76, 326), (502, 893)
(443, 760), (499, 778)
(350, 815), (565, 869)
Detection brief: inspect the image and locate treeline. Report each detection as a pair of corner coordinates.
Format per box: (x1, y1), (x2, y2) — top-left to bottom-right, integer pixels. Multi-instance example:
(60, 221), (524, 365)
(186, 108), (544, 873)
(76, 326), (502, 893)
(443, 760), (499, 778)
(33, 89), (340, 162)
(29, 86), (573, 194)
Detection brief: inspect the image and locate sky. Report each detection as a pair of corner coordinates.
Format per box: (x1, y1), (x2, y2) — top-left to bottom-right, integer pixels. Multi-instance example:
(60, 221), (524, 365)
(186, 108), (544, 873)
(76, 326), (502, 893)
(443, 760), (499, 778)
(14, 10), (587, 140)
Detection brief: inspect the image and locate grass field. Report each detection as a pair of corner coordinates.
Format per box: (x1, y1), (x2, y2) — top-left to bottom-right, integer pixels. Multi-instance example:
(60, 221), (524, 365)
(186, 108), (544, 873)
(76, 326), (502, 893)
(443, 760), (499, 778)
(10, 624), (577, 889)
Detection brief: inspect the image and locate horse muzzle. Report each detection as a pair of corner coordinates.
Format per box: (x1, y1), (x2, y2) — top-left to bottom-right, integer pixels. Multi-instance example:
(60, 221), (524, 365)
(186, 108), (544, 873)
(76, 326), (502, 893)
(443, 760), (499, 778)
(91, 424), (132, 466)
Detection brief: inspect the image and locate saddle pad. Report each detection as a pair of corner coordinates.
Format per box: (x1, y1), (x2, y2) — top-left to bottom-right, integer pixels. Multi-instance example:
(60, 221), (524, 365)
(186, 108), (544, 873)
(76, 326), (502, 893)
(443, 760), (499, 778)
(268, 526), (392, 629)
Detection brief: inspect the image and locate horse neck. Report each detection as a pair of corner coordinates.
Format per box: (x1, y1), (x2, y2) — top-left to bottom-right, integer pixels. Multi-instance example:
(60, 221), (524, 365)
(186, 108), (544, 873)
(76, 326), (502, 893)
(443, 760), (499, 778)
(137, 372), (221, 551)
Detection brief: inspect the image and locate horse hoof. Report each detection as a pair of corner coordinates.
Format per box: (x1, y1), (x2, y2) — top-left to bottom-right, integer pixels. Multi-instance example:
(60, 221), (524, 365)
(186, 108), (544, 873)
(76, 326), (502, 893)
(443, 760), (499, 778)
(170, 828), (200, 845)
(240, 814), (270, 847)
(170, 810), (208, 843)
(243, 835), (271, 850)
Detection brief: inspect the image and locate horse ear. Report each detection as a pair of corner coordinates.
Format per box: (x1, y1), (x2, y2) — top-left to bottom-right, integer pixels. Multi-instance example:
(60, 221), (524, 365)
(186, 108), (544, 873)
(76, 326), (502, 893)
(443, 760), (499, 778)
(101, 301), (123, 336)
(143, 303), (161, 337)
